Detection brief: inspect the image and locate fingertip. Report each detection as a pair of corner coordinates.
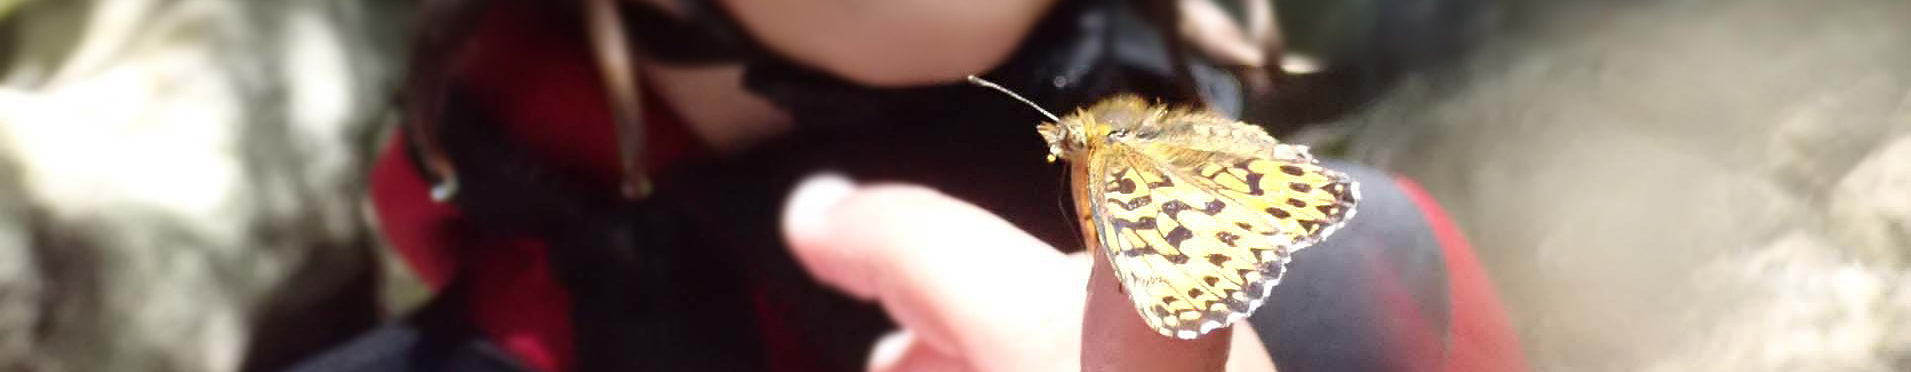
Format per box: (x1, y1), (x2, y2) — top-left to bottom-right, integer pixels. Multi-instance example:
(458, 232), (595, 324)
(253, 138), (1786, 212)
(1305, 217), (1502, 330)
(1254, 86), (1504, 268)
(782, 172), (877, 298)
(1227, 326), (1278, 371)
(868, 329), (970, 372)
(783, 172), (857, 247)
(868, 329), (916, 370)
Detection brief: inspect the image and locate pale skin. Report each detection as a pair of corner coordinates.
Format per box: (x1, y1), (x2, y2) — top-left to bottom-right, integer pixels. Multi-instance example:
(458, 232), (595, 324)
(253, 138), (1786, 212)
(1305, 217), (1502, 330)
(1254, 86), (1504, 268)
(640, 0), (1275, 150)
(629, 0), (1283, 369)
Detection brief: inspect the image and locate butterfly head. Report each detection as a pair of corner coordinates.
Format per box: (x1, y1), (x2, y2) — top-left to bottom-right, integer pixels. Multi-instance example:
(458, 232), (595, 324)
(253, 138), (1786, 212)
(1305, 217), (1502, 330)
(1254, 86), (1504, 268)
(1036, 120), (1084, 163)
(1038, 96), (1161, 163)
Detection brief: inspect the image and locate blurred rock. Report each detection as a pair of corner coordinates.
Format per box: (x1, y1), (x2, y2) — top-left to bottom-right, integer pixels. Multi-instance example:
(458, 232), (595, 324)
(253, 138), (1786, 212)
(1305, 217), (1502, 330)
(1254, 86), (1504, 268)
(1662, 230), (1911, 371)
(0, 157), (41, 370)
(1828, 136), (1911, 267)
(0, 0), (410, 371)
(1335, 0), (1911, 369)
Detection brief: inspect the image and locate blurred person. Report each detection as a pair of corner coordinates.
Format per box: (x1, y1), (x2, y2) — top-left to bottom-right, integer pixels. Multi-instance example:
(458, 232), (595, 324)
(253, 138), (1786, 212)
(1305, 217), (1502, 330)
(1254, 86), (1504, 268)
(289, 0), (1522, 371)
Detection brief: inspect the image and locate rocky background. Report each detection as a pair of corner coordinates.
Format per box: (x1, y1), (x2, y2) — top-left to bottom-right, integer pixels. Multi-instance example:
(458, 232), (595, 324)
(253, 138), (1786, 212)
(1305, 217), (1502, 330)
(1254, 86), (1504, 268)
(1331, 0), (1911, 370)
(0, 0), (1905, 371)
(0, 0), (413, 370)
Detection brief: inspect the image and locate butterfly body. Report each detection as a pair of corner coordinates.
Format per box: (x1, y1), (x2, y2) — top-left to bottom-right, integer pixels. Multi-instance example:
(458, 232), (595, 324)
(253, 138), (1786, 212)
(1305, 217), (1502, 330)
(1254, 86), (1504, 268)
(1037, 95), (1359, 339)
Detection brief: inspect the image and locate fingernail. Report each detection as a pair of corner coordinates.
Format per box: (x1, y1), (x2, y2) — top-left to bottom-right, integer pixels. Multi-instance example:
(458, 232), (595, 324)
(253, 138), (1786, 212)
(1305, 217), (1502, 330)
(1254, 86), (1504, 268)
(867, 329), (916, 371)
(783, 172), (856, 243)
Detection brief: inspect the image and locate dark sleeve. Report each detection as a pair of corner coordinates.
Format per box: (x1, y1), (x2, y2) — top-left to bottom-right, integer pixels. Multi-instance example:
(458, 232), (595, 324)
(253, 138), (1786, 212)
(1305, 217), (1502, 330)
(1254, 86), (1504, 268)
(1247, 161), (1455, 371)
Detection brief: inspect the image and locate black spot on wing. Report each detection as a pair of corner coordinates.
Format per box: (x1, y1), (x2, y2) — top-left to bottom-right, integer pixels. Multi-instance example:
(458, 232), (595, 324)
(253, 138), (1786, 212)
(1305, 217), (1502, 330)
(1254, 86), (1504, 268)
(1110, 178), (1136, 194)
(1111, 217), (1158, 230)
(1265, 207), (1290, 219)
(1201, 200), (1226, 215)
(1215, 232), (1241, 247)
(1223, 298), (1250, 312)
(1243, 281), (1265, 297)
(1244, 173), (1265, 195)
(1164, 226), (1194, 248)
(1207, 253), (1231, 266)
(1285, 198), (1307, 208)
(1108, 196), (1152, 210)
(1289, 182), (1311, 192)
(1160, 200), (1193, 216)
(1121, 246), (1160, 257)
(1203, 276), (1220, 286)
(1280, 165), (1305, 176)
(1322, 182), (1353, 200)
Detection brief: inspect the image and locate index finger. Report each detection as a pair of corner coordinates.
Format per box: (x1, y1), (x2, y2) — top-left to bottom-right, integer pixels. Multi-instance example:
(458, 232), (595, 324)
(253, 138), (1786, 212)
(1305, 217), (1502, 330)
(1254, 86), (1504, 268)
(1080, 245), (1233, 371)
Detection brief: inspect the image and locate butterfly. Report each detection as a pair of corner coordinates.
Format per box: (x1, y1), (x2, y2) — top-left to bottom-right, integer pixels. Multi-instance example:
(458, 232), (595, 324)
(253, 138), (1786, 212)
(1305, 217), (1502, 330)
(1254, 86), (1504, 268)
(970, 76), (1360, 339)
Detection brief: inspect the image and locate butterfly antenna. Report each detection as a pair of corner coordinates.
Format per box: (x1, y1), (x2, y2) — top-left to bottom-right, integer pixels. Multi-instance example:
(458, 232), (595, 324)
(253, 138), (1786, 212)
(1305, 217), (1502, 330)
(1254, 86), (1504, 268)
(967, 75), (1062, 122)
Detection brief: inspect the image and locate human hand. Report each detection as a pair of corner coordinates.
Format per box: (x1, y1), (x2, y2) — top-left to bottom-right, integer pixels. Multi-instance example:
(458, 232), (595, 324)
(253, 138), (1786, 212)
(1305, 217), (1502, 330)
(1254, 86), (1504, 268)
(782, 174), (1278, 371)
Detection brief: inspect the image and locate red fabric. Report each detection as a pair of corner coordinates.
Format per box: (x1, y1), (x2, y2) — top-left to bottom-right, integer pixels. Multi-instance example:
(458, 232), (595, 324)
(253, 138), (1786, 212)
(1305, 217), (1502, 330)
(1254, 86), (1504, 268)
(753, 286), (831, 371)
(367, 1), (711, 371)
(464, 235), (576, 372)
(369, 132), (576, 372)
(1393, 177), (1529, 372)
(1360, 238), (1443, 371)
(369, 136), (459, 289)
(453, 0), (702, 191)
